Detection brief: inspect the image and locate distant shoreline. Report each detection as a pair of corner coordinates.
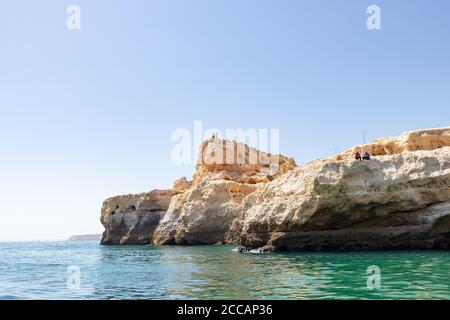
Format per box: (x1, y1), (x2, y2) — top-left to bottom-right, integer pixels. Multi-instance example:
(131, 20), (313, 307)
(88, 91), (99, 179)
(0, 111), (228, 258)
(67, 234), (102, 242)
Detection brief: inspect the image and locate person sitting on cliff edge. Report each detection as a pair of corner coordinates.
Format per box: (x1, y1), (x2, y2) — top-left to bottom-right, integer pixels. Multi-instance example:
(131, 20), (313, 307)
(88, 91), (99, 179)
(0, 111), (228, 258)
(362, 151), (371, 160)
(355, 151), (362, 161)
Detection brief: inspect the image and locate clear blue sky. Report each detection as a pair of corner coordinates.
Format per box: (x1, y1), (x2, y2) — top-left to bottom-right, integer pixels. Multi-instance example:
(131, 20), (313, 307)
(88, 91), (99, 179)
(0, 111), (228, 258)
(0, 0), (449, 241)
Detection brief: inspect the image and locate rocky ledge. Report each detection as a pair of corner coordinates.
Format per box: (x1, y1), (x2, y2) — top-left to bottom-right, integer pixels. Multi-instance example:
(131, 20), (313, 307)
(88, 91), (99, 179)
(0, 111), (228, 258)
(100, 127), (450, 251)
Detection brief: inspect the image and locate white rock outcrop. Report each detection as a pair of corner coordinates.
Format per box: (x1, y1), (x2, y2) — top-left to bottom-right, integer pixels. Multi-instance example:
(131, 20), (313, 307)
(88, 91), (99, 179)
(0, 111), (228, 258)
(151, 139), (296, 245)
(237, 147), (450, 250)
(100, 190), (175, 245)
(101, 127), (450, 251)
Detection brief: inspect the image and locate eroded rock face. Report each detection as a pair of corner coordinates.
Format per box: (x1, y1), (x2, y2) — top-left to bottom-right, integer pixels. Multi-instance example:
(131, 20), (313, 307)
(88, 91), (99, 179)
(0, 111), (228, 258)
(238, 147), (450, 251)
(337, 127), (450, 159)
(101, 127), (450, 251)
(100, 189), (175, 245)
(151, 139), (296, 245)
(173, 177), (191, 194)
(194, 138), (297, 184)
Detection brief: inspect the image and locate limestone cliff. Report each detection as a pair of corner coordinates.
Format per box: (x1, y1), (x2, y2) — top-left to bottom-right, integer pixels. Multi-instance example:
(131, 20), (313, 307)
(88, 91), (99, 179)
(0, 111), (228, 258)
(101, 127), (450, 251)
(151, 139), (296, 245)
(336, 127), (450, 159)
(100, 189), (175, 245)
(237, 147), (450, 251)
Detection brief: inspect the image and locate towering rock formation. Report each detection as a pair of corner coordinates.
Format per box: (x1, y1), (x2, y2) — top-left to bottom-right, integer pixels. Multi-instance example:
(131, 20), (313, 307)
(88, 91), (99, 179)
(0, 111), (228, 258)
(151, 139), (296, 245)
(101, 127), (450, 251)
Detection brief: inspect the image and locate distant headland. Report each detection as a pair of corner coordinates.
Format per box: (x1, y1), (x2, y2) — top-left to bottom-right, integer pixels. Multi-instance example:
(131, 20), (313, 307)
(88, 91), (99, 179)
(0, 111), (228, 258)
(67, 234), (102, 242)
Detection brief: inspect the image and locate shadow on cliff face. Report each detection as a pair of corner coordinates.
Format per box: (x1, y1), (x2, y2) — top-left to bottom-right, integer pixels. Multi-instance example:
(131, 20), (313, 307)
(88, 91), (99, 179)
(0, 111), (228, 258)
(101, 210), (167, 245)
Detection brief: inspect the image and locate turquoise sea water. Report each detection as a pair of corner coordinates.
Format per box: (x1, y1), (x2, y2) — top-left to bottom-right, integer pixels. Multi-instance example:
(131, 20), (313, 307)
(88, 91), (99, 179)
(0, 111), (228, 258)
(0, 241), (449, 300)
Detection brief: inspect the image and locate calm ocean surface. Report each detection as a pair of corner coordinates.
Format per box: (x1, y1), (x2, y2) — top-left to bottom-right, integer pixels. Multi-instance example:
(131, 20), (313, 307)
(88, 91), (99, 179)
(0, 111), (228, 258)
(0, 241), (448, 300)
